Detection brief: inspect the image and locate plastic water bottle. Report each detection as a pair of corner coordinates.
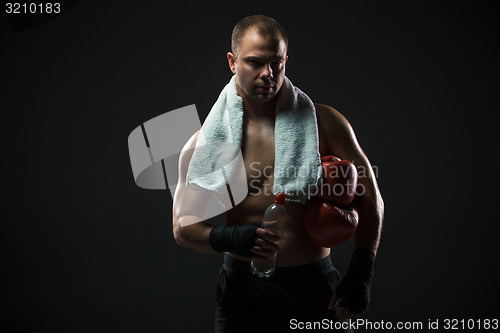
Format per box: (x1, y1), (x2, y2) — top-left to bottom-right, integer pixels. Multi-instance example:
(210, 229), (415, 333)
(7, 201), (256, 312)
(251, 192), (287, 278)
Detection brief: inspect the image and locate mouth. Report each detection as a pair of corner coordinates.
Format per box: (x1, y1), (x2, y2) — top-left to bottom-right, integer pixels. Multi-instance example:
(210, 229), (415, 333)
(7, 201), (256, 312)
(257, 85), (274, 92)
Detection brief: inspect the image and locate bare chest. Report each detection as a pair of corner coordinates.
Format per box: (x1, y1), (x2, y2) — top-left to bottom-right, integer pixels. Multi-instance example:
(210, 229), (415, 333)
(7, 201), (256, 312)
(228, 113), (329, 222)
(242, 121), (275, 199)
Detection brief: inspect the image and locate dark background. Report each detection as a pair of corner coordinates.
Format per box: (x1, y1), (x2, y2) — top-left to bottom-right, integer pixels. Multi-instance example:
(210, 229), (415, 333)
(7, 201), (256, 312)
(1, 1), (498, 332)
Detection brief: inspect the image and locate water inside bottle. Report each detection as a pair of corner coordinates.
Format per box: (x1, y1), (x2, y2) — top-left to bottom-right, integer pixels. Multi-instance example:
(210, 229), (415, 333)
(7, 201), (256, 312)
(251, 253), (277, 278)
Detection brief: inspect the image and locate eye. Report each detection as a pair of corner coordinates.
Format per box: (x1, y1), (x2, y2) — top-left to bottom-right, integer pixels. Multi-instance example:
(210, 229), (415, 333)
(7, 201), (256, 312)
(247, 59), (262, 67)
(271, 61), (283, 69)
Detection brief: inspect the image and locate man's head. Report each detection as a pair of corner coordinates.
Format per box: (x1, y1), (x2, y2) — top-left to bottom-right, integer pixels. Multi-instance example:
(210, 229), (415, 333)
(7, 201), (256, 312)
(227, 15), (288, 103)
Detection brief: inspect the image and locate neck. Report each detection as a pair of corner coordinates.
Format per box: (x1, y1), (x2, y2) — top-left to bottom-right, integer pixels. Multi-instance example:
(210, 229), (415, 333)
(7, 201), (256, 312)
(244, 98), (277, 122)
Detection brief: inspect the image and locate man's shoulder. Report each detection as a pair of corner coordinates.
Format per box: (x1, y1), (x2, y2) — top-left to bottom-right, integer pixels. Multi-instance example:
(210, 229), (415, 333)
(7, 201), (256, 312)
(313, 103), (356, 150)
(183, 130), (200, 151)
(313, 103), (349, 128)
(313, 103), (335, 113)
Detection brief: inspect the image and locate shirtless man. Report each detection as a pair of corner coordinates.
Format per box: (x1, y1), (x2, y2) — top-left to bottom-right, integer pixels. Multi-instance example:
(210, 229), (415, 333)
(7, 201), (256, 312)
(172, 15), (384, 332)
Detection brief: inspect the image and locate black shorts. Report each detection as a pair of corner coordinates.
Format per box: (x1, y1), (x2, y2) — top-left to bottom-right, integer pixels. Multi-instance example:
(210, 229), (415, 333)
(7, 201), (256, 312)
(215, 254), (353, 332)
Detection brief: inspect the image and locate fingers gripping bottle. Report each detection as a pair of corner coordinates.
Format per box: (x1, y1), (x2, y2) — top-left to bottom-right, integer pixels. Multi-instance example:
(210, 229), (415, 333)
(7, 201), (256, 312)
(251, 192), (287, 278)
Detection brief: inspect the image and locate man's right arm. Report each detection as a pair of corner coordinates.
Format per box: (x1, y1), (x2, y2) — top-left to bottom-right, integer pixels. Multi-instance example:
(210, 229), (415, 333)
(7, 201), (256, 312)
(172, 130), (217, 253)
(172, 131), (279, 259)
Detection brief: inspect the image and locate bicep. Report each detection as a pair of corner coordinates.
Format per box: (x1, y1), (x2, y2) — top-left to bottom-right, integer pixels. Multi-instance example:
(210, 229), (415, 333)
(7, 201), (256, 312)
(322, 106), (381, 204)
(173, 131), (211, 226)
(330, 120), (375, 182)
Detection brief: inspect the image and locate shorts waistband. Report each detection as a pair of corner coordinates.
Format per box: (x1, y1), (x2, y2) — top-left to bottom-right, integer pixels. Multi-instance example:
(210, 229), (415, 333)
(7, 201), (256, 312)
(223, 253), (335, 282)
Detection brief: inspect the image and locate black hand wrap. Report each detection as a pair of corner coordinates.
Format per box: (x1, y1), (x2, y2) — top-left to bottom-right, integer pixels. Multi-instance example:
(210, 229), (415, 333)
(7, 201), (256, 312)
(209, 222), (261, 258)
(335, 248), (375, 314)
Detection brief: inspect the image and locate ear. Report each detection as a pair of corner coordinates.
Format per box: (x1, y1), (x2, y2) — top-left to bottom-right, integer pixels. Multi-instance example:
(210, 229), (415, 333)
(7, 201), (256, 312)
(227, 52), (236, 74)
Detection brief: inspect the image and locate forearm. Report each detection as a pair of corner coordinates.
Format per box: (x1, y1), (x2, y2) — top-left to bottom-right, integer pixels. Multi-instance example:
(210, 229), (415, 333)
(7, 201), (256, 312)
(173, 210), (266, 259)
(172, 206), (217, 254)
(353, 179), (384, 255)
(332, 183), (381, 316)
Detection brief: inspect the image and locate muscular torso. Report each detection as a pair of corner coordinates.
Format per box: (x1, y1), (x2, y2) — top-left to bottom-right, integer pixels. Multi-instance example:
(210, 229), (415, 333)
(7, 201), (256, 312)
(226, 104), (331, 266)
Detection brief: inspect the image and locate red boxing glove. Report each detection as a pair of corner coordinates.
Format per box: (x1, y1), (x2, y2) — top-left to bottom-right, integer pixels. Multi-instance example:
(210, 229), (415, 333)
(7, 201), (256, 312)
(304, 198), (359, 248)
(317, 155), (358, 207)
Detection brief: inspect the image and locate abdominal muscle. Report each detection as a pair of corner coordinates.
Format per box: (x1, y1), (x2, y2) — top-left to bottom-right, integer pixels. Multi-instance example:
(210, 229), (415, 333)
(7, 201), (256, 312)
(225, 183), (330, 267)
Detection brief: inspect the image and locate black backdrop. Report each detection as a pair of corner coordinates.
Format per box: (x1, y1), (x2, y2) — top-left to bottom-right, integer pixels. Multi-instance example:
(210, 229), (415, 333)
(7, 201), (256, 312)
(1, 1), (499, 332)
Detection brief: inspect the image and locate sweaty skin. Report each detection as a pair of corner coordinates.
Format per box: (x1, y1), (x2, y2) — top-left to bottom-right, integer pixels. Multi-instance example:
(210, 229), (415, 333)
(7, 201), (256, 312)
(172, 27), (383, 319)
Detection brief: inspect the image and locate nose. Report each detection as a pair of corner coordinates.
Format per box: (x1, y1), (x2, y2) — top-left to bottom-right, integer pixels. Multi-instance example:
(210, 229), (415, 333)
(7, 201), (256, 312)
(260, 63), (273, 80)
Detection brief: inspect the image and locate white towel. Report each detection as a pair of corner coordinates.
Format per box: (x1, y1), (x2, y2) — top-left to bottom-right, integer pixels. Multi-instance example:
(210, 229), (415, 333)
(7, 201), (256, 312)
(186, 75), (322, 204)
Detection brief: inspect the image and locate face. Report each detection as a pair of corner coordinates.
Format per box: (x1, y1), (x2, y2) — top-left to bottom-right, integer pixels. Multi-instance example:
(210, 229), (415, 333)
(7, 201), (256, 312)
(227, 29), (288, 103)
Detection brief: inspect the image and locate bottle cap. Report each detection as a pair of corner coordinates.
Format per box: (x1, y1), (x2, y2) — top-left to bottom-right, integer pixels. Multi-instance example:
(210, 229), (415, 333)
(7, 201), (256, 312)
(274, 192), (286, 205)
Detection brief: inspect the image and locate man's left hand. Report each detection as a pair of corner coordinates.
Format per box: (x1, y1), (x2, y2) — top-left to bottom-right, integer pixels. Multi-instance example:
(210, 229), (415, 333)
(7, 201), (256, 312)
(328, 248), (375, 318)
(328, 292), (365, 319)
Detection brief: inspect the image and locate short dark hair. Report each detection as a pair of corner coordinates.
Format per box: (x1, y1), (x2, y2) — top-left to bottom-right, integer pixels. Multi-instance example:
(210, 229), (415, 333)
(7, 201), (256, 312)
(231, 15), (288, 57)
